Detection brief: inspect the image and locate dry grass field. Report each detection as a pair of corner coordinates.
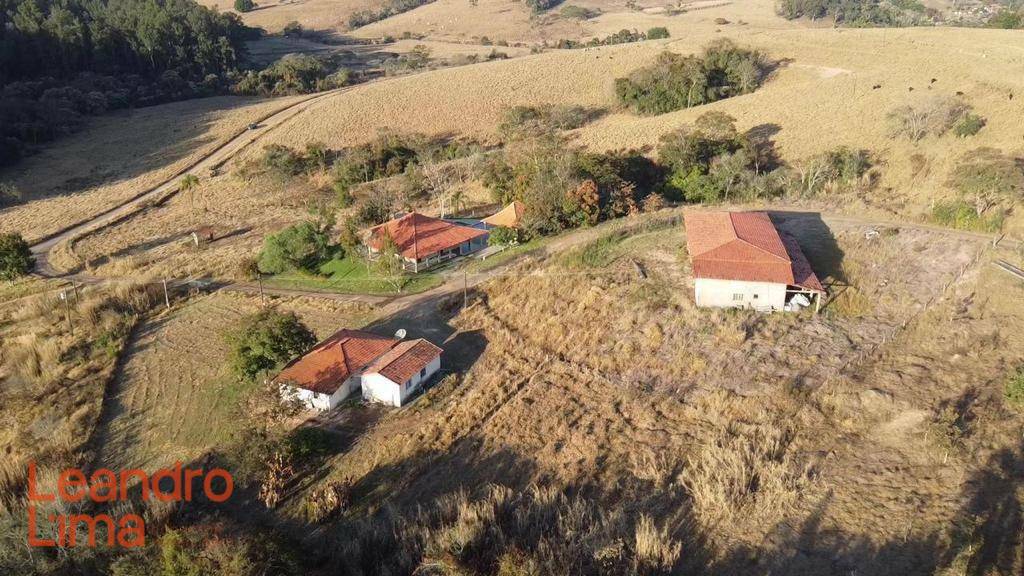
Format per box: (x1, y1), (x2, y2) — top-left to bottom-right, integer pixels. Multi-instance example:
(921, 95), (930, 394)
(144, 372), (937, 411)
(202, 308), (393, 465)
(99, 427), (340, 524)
(0, 94), (307, 244)
(283, 211), (1023, 573)
(91, 292), (378, 472)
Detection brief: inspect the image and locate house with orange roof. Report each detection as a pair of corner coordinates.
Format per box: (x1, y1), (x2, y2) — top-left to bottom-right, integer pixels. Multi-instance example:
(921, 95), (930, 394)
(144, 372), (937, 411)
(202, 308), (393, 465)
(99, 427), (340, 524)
(274, 328), (442, 409)
(367, 212), (488, 272)
(683, 210), (825, 312)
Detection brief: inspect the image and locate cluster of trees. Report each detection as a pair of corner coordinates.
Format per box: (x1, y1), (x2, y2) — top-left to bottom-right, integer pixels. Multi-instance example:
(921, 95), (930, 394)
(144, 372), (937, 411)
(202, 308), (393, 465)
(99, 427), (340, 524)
(0, 0), (254, 167)
(776, 0), (935, 26)
(988, 8), (1023, 28)
(525, 0), (564, 13)
(234, 53), (351, 96)
(559, 4), (600, 18)
(480, 131), (665, 235)
(382, 44), (432, 76)
(551, 27), (669, 49)
(933, 148), (1023, 231)
(887, 96), (985, 141)
(348, 0), (435, 28)
(498, 104), (600, 137)
(615, 40), (770, 115)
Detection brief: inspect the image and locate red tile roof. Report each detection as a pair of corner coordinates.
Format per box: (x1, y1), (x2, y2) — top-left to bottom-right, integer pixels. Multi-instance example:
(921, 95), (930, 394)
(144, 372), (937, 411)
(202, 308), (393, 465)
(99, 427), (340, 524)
(274, 329), (399, 395)
(684, 210), (824, 292)
(364, 338), (442, 385)
(482, 201), (526, 228)
(368, 213), (487, 260)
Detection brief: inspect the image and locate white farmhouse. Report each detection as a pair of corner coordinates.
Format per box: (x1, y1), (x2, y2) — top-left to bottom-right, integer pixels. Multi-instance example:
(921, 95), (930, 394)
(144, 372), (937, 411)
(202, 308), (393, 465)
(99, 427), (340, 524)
(684, 210), (825, 313)
(274, 329), (442, 410)
(361, 339), (443, 407)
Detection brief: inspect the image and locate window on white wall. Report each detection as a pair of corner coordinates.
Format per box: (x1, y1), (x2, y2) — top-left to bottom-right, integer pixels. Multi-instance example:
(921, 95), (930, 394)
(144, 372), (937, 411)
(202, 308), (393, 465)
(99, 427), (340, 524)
(732, 293), (744, 301)
(420, 367), (426, 378)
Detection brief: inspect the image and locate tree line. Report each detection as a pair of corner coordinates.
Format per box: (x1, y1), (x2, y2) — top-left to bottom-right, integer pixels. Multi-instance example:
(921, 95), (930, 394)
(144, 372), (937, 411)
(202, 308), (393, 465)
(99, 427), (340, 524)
(0, 0), (254, 167)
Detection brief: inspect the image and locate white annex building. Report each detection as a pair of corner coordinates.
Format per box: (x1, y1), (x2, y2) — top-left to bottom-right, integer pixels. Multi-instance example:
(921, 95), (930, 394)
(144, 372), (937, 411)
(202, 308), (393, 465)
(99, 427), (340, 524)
(274, 329), (442, 410)
(684, 210), (825, 313)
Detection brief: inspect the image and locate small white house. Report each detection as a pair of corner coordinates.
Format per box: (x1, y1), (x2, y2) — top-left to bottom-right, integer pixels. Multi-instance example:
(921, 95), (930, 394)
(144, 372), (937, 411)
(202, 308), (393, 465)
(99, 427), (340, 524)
(684, 211), (825, 313)
(361, 339), (443, 407)
(274, 330), (444, 411)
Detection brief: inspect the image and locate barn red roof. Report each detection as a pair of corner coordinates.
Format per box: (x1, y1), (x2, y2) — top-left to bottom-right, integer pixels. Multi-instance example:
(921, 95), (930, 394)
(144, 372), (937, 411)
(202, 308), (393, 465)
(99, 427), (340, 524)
(684, 211), (824, 292)
(274, 329), (399, 395)
(368, 213), (487, 260)
(364, 338), (443, 385)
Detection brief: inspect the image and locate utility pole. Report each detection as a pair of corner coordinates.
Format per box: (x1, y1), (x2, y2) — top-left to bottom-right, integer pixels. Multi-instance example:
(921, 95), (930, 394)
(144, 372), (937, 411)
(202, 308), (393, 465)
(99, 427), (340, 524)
(70, 280), (79, 303)
(257, 273), (266, 307)
(60, 290), (74, 336)
(463, 270), (468, 309)
(162, 279), (171, 310)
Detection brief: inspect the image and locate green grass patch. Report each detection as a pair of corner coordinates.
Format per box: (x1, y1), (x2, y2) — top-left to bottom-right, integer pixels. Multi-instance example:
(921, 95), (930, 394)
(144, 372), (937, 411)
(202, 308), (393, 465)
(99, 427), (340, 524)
(1006, 367), (1024, 408)
(265, 256), (444, 295)
(465, 239), (545, 273)
(930, 201), (1005, 233)
(562, 232), (627, 269)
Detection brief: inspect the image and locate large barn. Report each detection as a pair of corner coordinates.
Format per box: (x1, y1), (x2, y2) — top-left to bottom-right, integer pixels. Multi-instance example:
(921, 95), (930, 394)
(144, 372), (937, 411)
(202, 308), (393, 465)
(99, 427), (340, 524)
(684, 210), (825, 312)
(274, 329), (442, 409)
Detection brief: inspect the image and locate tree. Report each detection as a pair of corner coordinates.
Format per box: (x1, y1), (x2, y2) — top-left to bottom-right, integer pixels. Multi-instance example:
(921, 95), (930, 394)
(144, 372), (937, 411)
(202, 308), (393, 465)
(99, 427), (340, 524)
(234, 0), (255, 12)
(228, 309), (316, 382)
(0, 233), (34, 281)
(646, 27), (670, 39)
(373, 233), (407, 292)
(179, 174), (200, 221)
(258, 222), (335, 274)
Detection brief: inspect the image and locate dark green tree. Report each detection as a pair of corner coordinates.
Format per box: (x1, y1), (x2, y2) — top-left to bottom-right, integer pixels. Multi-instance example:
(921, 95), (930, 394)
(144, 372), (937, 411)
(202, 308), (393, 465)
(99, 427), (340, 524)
(0, 233), (34, 281)
(228, 309), (316, 382)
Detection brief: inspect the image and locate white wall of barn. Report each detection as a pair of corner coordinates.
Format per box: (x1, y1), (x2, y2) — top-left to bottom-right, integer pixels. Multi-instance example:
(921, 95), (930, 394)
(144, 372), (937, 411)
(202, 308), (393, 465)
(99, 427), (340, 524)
(362, 355), (441, 407)
(694, 278), (787, 311)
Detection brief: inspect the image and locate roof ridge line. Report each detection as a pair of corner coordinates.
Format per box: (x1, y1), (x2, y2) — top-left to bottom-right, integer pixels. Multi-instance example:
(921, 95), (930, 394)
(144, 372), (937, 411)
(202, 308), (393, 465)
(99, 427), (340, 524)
(371, 339), (419, 374)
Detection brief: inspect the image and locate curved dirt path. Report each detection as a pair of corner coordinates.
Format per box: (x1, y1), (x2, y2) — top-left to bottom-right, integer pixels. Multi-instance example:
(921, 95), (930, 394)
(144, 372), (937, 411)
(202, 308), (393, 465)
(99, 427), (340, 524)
(29, 88), (347, 275)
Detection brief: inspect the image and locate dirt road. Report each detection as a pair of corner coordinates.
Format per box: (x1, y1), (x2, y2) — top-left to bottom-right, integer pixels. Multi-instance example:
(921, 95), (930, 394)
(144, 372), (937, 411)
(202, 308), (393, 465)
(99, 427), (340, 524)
(28, 88), (347, 275)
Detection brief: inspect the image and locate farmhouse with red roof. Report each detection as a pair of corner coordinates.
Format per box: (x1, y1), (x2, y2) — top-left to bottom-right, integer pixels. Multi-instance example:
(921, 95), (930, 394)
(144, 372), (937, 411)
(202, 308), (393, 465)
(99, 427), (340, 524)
(367, 212), (488, 272)
(684, 210), (825, 312)
(274, 328), (442, 409)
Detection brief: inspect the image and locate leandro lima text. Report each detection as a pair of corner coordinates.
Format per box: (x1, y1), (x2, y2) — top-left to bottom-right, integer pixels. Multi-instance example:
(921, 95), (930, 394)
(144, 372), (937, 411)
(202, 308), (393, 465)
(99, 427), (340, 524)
(26, 461), (233, 548)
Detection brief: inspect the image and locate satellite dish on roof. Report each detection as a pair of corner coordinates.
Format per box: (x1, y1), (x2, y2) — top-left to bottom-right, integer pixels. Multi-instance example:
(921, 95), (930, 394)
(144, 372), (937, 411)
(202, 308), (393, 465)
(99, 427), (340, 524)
(394, 329), (407, 340)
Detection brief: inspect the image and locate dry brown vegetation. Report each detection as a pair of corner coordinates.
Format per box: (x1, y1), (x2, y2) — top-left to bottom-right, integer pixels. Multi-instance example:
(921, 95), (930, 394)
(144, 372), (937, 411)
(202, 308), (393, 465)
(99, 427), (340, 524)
(212, 211), (1021, 574)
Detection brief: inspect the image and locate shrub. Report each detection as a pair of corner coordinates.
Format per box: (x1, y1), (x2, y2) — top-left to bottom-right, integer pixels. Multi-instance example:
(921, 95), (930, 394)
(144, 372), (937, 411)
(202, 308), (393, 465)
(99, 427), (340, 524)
(283, 21), (303, 37)
(499, 104), (596, 137)
(646, 26), (670, 39)
(0, 182), (22, 206)
(525, 0), (563, 13)
(615, 40), (769, 115)
(0, 233), (34, 281)
(988, 9), (1024, 29)
(234, 0), (254, 12)
(227, 309), (316, 382)
(560, 4), (599, 18)
(930, 200), (1005, 232)
(1006, 367), (1024, 407)
(945, 148), (1023, 223)
(794, 147), (871, 196)
(488, 226), (520, 246)
(953, 113), (985, 137)
(887, 97), (973, 141)
(258, 221), (336, 274)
